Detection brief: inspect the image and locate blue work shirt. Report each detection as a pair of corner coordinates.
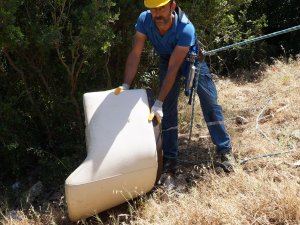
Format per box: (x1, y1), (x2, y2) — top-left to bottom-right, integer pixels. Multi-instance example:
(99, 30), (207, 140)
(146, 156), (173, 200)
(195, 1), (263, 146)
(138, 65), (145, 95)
(135, 10), (196, 55)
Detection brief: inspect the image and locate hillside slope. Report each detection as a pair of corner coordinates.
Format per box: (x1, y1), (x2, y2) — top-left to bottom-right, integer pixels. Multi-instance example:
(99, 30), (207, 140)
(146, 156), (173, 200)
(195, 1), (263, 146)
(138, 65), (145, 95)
(1, 57), (300, 224)
(134, 56), (300, 225)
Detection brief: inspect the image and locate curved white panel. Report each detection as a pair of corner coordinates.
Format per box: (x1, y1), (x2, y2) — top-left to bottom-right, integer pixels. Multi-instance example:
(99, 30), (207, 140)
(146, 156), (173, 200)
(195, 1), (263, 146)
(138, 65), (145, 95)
(65, 89), (160, 221)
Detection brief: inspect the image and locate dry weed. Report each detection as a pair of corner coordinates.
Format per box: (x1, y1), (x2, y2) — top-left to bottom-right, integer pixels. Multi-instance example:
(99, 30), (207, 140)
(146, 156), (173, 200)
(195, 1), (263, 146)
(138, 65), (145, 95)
(135, 167), (300, 225)
(2, 57), (300, 224)
(134, 56), (300, 225)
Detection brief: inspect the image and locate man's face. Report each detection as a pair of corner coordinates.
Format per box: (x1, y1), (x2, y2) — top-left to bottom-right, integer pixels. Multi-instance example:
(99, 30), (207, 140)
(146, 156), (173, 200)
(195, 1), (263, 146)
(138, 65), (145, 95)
(150, 2), (172, 29)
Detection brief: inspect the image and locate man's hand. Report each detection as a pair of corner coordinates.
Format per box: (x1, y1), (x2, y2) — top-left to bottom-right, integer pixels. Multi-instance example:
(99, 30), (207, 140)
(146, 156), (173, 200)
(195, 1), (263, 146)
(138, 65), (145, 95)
(148, 100), (163, 124)
(114, 83), (130, 95)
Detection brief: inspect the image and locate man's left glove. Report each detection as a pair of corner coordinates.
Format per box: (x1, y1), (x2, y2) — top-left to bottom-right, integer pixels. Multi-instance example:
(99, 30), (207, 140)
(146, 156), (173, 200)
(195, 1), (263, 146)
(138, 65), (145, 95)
(114, 83), (130, 95)
(148, 100), (163, 124)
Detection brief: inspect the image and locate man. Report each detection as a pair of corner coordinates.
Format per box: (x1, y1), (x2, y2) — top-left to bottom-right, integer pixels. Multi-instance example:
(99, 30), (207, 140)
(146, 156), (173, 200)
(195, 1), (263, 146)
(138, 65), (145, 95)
(115, 0), (234, 174)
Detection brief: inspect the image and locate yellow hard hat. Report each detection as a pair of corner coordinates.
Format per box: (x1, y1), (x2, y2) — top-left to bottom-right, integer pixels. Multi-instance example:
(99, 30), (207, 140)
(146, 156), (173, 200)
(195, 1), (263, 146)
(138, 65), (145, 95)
(144, 0), (171, 8)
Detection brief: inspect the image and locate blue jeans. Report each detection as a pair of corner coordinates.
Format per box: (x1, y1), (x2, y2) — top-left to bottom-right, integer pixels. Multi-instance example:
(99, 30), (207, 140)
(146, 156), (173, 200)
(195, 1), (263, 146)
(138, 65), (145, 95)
(159, 55), (232, 159)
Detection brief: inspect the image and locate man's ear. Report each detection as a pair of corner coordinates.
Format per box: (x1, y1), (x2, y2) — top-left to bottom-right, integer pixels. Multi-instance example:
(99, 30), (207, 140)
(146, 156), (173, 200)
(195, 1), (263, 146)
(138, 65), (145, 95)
(171, 1), (176, 10)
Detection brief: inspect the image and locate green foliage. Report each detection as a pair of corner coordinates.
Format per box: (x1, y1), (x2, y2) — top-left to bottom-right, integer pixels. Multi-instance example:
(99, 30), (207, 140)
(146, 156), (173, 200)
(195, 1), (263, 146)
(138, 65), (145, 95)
(108, 0), (146, 86)
(0, 0), (119, 186)
(0, 0), (25, 48)
(248, 0), (300, 57)
(178, 0), (267, 74)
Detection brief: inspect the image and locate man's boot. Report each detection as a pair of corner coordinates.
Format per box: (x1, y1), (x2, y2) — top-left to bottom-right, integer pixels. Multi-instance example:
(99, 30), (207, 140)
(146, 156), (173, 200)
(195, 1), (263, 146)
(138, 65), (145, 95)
(159, 157), (178, 190)
(217, 151), (236, 173)
(162, 157), (178, 174)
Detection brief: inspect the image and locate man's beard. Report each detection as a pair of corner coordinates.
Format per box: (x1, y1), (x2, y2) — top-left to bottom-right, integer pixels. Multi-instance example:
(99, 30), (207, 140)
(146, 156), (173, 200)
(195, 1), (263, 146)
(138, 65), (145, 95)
(153, 11), (171, 27)
(154, 16), (169, 25)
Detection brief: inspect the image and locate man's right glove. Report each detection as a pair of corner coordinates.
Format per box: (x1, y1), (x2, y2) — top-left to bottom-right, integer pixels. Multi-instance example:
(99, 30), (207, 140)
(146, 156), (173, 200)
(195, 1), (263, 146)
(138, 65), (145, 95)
(114, 83), (129, 95)
(148, 100), (163, 124)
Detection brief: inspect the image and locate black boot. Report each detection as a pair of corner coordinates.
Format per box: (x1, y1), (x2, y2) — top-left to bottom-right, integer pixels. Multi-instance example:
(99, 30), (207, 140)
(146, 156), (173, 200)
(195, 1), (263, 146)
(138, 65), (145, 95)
(162, 157), (178, 174)
(217, 151), (236, 173)
(159, 157), (178, 190)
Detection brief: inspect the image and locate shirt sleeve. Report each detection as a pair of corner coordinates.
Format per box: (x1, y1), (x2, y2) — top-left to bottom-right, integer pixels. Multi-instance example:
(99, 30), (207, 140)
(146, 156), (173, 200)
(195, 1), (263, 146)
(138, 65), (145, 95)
(177, 23), (196, 47)
(135, 11), (148, 35)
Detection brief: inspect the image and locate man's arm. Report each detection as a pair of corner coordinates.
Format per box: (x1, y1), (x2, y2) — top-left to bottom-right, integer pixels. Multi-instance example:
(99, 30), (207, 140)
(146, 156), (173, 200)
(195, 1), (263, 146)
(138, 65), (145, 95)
(123, 31), (147, 86)
(157, 45), (189, 102)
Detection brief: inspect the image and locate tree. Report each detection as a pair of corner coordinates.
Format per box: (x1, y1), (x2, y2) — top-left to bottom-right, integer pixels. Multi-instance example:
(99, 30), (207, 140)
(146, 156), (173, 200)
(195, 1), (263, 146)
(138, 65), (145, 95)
(0, 0), (118, 184)
(248, 0), (300, 57)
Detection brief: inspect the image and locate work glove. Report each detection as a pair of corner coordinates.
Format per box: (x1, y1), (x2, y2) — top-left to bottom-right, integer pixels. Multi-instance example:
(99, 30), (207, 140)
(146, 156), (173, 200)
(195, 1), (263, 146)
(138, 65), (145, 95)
(148, 100), (163, 124)
(114, 83), (129, 95)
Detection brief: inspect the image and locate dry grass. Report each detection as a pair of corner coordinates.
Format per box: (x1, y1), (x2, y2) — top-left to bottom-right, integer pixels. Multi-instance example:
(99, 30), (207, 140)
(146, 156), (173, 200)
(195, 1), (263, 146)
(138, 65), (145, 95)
(136, 168), (300, 225)
(218, 57), (300, 157)
(1, 56), (300, 224)
(132, 56), (300, 225)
